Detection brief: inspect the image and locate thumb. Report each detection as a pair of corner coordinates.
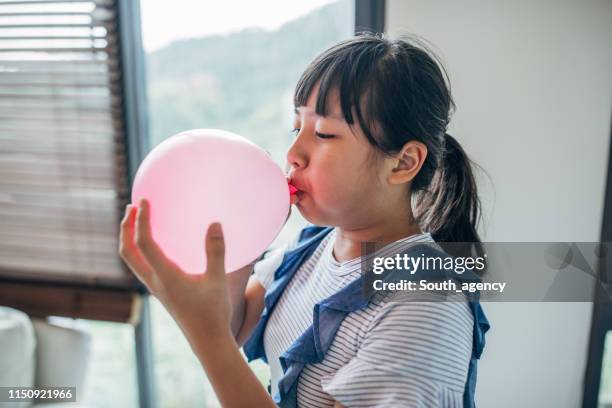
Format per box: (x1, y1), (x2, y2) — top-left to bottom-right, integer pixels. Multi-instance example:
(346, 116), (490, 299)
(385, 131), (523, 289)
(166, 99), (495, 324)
(204, 222), (226, 277)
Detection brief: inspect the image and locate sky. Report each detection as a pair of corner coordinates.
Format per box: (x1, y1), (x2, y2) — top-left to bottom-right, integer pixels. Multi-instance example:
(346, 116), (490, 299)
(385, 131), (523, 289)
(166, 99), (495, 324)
(140, 0), (339, 52)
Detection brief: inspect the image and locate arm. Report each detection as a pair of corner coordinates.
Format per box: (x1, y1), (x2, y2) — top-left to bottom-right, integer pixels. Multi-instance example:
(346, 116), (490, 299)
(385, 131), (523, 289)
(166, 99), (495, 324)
(121, 200), (277, 407)
(227, 257), (269, 346)
(122, 200), (345, 407)
(227, 262), (255, 338)
(235, 275), (266, 346)
(192, 330), (277, 408)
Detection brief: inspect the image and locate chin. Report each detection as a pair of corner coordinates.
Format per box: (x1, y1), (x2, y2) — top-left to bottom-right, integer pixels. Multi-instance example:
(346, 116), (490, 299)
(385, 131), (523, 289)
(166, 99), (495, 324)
(296, 206), (316, 224)
(297, 206), (333, 227)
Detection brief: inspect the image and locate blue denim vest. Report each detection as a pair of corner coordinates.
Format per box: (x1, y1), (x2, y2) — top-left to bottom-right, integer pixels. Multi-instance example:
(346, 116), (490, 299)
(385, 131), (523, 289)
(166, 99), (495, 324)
(244, 225), (490, 407)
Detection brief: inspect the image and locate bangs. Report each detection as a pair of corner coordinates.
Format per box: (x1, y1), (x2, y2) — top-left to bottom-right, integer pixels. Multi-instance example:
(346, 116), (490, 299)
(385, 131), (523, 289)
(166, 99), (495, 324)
(293, 36), (389, 148)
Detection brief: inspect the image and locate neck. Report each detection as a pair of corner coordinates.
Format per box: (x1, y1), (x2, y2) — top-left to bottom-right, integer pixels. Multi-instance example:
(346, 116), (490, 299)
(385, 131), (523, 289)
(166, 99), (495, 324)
(332, 210), (423, 263)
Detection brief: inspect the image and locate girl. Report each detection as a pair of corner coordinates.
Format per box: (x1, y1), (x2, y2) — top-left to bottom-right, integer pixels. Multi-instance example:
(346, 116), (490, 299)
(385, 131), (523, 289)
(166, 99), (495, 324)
(119, 32), (490, 407)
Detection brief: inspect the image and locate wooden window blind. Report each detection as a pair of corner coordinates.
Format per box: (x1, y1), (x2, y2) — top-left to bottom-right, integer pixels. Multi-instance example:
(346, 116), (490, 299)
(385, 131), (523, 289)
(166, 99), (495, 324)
(0, 0), (143, 323)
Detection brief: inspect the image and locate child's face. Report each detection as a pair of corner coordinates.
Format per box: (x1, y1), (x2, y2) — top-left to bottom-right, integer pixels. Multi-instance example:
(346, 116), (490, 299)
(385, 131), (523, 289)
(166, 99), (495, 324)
(287, 84), (395, 228)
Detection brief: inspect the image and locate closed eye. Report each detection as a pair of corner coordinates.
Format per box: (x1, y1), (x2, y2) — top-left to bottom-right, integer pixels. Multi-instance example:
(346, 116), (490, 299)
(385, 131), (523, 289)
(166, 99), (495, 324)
(315, 132), (335, 139)
(291, 128), (335, 139)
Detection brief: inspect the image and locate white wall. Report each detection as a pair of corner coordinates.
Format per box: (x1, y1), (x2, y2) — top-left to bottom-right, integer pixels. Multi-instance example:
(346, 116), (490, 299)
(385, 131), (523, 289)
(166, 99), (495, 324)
(386, 0), (612, 406)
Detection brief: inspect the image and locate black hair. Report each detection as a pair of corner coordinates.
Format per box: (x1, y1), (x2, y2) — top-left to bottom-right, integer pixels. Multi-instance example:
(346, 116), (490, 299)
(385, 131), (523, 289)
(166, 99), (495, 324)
(294, 32), (486, 264)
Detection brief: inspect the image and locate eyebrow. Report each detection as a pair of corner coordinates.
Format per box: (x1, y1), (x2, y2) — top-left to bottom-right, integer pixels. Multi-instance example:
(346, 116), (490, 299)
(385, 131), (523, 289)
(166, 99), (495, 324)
(294, 106), (344, 121)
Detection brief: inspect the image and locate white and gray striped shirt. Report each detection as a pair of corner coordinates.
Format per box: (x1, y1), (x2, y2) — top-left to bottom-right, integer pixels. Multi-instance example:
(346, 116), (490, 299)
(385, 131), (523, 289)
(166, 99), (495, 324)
(253, 227), (473, 407)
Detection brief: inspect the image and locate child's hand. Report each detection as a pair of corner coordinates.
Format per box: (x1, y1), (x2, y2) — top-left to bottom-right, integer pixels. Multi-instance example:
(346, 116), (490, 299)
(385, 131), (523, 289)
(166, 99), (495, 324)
(119, 199), (232, 344)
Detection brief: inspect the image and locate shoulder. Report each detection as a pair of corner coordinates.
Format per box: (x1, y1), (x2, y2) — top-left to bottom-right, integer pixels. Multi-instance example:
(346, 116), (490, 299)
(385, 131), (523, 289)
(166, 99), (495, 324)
(367, 290), (474, 339)
(356, 290), (474, 387)
(320, 291), (474, 404)
(252, 224), (332, 289)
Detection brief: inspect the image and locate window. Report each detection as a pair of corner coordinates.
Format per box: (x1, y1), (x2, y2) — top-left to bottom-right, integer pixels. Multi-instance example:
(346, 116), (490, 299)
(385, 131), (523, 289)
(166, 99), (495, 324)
(0, 1), (374, 406)
(0, 1), (143, 406)
(139, 0), (355, 405)
(0, 0), (138, 312)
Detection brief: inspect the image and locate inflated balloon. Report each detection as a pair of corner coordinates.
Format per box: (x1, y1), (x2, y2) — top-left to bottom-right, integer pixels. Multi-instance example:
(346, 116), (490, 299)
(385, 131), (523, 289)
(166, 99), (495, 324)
(131, 129), (293, 274)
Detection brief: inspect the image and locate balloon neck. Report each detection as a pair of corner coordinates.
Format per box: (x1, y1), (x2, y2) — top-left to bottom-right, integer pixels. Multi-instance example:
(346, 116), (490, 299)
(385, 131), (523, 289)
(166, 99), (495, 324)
(288, 182), (298, 195)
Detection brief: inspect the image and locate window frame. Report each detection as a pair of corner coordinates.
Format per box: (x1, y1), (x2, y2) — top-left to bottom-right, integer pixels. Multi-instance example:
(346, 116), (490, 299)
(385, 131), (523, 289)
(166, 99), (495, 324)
(355, 0), (385, 34)
(583, 113), (612, 407)
(117, 0), (157, 407)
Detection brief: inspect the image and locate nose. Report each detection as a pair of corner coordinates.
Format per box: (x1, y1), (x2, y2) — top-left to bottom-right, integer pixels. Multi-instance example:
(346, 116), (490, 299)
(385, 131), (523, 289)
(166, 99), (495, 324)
(285, 131), (307, 174)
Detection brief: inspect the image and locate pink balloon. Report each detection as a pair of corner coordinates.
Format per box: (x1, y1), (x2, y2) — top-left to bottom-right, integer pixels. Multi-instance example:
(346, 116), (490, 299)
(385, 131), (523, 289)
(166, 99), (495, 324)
(131, 129), (290, 274)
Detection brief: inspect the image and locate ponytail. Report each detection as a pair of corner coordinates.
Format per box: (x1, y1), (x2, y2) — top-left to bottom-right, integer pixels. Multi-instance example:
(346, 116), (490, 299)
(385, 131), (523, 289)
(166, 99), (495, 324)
(413, 133), (486, 264)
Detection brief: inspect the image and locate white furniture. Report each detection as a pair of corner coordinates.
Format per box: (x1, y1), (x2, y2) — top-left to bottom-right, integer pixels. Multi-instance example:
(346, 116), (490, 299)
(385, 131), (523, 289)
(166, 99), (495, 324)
(0, 307), (91, 407)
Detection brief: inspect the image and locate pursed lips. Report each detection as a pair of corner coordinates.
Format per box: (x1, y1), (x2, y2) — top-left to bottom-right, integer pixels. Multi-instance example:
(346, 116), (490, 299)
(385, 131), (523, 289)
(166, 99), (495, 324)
(288, 178), (306, 193)
(286, 171), (305, 193)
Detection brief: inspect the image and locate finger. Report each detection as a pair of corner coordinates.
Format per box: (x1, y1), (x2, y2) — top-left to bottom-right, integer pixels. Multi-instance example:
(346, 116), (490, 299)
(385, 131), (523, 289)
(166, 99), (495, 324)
(119, 204), (155, 285)
(135, 199), (180, 281)
(204, 222), (226, 277)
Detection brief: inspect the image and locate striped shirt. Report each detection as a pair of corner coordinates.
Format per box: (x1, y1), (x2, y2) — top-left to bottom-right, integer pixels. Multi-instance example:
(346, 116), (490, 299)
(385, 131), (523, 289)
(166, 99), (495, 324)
(253, 227), (474, 407)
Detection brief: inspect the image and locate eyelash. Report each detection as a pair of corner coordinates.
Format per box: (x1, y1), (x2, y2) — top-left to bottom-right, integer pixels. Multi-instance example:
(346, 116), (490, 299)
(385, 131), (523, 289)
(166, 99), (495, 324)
(291, 128), (335, 139)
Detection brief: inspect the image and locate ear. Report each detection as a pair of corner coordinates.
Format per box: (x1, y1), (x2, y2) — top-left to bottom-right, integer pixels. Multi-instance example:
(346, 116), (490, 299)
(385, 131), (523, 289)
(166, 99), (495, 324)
(386, 140), (428, 186)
